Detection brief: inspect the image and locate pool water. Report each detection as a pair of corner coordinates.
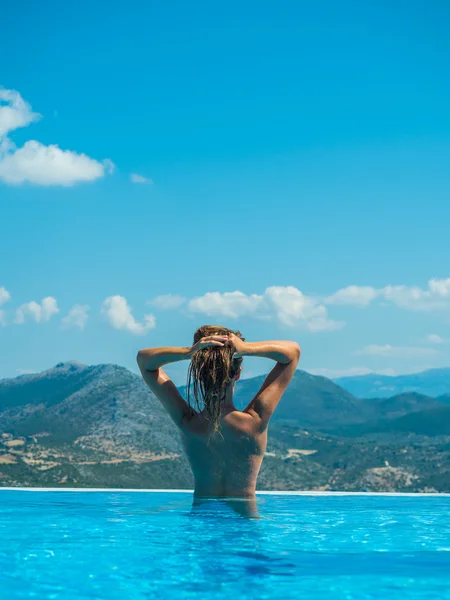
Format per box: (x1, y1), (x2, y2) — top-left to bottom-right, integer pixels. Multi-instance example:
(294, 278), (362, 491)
(1, 490), (450, 599)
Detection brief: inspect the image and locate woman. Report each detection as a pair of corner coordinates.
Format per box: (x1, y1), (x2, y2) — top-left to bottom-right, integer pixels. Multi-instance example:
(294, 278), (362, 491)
(137, 325), (300, 501)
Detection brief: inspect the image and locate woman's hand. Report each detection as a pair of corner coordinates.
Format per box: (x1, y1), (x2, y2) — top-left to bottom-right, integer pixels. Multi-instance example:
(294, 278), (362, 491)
(226, 333), (247, 357)
(190, 335), (229, 354)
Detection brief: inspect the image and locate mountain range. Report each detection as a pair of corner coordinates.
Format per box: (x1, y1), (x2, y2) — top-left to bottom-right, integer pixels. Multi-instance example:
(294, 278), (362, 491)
(335, 368), (450, 398)
(1, 362), (450, 492)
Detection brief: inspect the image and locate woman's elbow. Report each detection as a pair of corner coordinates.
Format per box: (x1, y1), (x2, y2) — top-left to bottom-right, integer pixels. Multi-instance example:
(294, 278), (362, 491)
(136, 349), (158, 372)
(290, 342), (301, 362)
(136, 349), (146, 367)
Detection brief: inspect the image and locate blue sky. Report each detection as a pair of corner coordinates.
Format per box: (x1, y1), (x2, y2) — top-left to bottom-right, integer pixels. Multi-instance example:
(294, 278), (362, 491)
(1, 0), (450, 384)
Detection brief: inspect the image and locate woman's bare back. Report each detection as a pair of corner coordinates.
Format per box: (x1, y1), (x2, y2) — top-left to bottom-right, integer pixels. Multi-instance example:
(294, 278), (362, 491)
(181, 409), (268, 498)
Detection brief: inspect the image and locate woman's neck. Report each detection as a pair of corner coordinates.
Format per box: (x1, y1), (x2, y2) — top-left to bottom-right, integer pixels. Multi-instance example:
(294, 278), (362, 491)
(220, 384), (236, 413)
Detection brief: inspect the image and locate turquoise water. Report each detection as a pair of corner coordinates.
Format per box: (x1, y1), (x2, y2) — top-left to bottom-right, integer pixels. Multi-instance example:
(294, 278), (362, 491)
(1, 491), (450, 599)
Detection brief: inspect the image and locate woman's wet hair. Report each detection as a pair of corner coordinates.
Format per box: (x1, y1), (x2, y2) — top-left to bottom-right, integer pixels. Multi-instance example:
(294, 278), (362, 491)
(187, 325), (245, 434)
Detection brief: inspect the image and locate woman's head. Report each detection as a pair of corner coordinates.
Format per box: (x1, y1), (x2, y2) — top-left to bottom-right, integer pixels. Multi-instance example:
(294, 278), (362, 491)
(187, 325), (245, 433)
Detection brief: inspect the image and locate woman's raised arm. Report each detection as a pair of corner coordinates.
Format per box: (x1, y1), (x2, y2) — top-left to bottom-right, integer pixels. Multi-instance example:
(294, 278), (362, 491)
(136, 334), (229, 371)
(228, 334), (301, 425)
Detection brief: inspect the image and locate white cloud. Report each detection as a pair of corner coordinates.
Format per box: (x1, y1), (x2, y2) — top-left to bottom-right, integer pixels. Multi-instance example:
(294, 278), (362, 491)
(130, 173), (152, 184)
(0, 286), (11, 306)
(150, 294), (186, 310)
(0, 141), (114, 186)
(427, 334), (446, 344)
(102, 295), (156, 335)
(325, 285), (379, 307)
(0, 87), (114, 187)
(188, 286), (343, 331)
(381, 279), (450, 311)
(381, 282), (449, 311)
(265, 286), (344, 330)
(61, 304), (90, 330)
(188, 290), (264, 319)
(0, 88), (40, 137)
(323, 279), (450, 312)
(0, 287), (11, 326)
(355, 344), (439, 359)
(14, 296), (59, 324)
(103, 159), (115, 174)
(429, 279), (450, 297)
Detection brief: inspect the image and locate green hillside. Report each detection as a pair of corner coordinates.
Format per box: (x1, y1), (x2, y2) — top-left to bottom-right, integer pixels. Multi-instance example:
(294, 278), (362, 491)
(339, 405), (450, 438)
(1, 362), (450, 493)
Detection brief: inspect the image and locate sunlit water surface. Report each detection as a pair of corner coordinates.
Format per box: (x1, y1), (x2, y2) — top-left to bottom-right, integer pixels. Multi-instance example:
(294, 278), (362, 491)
(1, 490), (450, 599)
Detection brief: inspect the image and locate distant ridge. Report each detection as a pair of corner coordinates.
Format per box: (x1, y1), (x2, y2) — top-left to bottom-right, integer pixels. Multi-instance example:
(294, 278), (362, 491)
(1, 361), (89, 384)
(335, 367), (450, 399)
(54, 360), (88, 369)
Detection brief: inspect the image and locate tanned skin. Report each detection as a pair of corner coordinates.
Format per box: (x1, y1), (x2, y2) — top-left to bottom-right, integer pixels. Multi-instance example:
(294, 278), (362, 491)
(137, 333), (300, 506)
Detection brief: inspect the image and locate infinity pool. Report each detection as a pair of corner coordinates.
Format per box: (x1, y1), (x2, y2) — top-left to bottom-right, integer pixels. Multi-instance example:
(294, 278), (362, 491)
(1, 490), (450, 599)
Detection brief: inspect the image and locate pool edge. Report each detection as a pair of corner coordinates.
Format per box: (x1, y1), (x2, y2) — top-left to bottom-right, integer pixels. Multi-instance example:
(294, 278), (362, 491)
(0, 487), (449, 496)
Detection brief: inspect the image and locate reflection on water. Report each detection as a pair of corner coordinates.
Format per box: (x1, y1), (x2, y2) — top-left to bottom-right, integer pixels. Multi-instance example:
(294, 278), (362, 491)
(182, 495), (288, 588)
(191, 495), (260, 519)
